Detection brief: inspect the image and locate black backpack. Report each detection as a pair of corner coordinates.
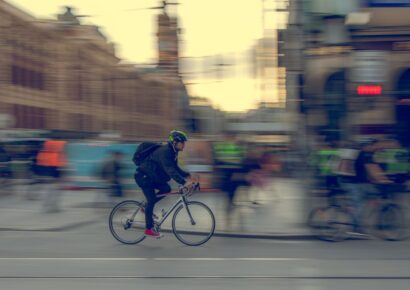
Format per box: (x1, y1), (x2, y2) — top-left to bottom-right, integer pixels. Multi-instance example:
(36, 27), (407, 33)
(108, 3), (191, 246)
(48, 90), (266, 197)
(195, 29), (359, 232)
(132, 142), (161, 166)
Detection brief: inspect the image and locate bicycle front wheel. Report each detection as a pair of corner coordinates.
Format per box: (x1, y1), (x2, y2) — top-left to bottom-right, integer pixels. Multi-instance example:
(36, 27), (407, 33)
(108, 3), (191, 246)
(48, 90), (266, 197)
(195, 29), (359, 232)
(109, 200), (146, 244)
(172, 201), (215, 246)
(376, 203), (407, 241)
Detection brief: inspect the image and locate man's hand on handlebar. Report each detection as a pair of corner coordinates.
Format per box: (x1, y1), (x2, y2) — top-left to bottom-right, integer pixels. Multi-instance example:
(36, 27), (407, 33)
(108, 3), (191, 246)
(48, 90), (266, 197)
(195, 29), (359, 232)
(182, 182), (190, 189)
(181, 179), (200, 194)
(183, 181), (198, 188)
(187, 174), (200, 183)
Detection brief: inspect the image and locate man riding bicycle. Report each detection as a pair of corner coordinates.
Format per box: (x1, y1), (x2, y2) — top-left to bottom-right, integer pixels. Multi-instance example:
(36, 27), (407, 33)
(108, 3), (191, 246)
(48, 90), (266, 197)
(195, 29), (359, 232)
(339, 138), (393, 232)
(134, 130), (193, 238)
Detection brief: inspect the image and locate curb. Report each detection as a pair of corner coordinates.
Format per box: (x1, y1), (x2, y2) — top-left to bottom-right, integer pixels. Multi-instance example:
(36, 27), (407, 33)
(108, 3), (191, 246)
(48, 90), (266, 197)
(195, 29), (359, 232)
(212, 232), (314, 240)
(156, 227), (314, 240)
(157, 228), (378, 241)
(0, 219), (99, 232)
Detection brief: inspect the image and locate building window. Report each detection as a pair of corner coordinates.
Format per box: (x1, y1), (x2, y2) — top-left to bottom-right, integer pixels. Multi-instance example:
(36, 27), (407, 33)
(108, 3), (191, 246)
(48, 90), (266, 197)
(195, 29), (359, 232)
(37, 72), (44, 90)
(10, 65), (45, 91)
(29, 70), (36, 88)
(11, 65), (19, 85)
(21, 68), (28, 87)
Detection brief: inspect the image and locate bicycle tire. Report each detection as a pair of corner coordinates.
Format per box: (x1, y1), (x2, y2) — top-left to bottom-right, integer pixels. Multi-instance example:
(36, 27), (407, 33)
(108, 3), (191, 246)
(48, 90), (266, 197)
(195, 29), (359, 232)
(308, 206), (327, 229)
(108, 200), (146, 245)
(309, 206), (354, 242)
(375, 203), (407, 241)
(172, 201), (215, 246)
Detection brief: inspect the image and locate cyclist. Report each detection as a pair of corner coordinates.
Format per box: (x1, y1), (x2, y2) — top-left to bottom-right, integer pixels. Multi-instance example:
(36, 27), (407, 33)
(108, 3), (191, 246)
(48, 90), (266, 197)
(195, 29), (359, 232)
(339, 138), (392, 232)
(134, 130), (193, 238)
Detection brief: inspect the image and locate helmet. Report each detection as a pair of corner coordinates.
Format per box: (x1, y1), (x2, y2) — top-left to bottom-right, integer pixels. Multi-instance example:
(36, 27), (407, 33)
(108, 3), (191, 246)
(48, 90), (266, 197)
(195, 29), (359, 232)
(169, 130), (188, 143)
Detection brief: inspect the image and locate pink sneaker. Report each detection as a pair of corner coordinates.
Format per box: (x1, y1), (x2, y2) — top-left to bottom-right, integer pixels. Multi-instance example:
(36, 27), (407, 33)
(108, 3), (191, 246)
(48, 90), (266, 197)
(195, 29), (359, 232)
(144, 228), (163, 239)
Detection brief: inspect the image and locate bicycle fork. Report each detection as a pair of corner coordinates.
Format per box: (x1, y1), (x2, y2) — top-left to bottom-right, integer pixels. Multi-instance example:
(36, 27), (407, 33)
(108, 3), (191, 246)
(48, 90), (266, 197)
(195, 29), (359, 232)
(182, 196), (196, 226)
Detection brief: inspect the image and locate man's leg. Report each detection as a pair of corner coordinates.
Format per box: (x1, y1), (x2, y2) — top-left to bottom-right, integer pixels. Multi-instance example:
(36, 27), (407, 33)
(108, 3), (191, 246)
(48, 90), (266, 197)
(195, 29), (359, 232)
(140, 183), (163, 238)
(154, 183), (171, 206)
(141, 185), (156, 230)
(43, 167), (61, 213)
(342, 182), (364, 230)
(135, 172), (156, 230)
(109, 180), (123, 205)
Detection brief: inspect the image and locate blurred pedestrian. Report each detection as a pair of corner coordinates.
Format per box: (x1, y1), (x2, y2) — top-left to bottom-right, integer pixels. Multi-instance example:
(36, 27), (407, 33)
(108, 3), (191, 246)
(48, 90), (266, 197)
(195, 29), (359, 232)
(36, 139), (67, 213)
(374, 137), (409, 184)
(247, 151), (282, 204)
(0, 144), (12, 195)
(315, 138), (340, 192)
(212, 134), (246, 211)
(99, 150), (125, 205)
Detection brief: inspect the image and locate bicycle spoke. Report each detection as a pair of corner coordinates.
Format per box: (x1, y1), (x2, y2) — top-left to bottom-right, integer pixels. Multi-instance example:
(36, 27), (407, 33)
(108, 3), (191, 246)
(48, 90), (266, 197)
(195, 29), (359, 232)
(172, 201), (215, 246)
(109, 200), (146, 244)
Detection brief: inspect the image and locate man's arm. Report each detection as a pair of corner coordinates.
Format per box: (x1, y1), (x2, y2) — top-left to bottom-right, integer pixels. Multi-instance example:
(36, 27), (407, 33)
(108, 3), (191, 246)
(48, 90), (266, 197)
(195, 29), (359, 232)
(159, 150), (187, 185)
(176, 160), (190, 178)
(365, 163), (392, 184)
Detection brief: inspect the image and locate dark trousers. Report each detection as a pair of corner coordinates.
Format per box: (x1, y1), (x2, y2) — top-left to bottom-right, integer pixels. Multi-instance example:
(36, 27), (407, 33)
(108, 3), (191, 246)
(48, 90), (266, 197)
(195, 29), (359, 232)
(134, 171), (171, 229)
(219, 168), (249, 205)
(110, 180), (123, 197)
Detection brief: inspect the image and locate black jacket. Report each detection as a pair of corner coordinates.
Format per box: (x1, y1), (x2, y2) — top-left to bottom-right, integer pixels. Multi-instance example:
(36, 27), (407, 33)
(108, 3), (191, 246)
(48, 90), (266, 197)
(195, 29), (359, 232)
(138, 143), (190, 185)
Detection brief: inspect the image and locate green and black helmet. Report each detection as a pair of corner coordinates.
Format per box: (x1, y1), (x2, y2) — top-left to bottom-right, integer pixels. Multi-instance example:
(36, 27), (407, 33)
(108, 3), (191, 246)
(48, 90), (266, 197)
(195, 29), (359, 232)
(169, 130), (188, 143)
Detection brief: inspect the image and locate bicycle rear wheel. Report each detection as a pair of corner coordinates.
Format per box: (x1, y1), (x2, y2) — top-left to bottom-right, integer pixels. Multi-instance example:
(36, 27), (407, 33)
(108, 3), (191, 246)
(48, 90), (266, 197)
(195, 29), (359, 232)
(310, 206), (354, 242)
(376, 203), (407, 241)
(172, 201), (215, 246)
(109, 200), (146, 244)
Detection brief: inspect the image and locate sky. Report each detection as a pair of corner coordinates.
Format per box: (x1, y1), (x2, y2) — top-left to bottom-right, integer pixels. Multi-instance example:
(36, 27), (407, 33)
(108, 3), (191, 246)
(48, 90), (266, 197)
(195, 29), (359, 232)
(9, 0), (283, 111)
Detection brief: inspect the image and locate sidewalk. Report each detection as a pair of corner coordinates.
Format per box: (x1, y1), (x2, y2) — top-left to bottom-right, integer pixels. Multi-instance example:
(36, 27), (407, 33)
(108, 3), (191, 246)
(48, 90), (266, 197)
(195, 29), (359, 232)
(0, 178), (315, 239)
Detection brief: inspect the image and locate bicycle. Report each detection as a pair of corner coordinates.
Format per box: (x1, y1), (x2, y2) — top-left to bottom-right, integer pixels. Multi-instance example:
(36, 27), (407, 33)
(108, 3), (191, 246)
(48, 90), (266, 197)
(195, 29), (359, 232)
(308, 183), (408, 242)
(308, 187), (354, 242)
(108, 182), (216, 246)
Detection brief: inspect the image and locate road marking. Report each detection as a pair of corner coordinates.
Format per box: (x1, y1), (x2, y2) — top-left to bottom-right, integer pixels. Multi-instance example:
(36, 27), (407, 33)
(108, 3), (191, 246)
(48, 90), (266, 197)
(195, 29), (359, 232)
(0, 257), (307, 261)
(0, 257), (409, 262)
(0, 276), (409, 280)
(153, 258), (306, 261)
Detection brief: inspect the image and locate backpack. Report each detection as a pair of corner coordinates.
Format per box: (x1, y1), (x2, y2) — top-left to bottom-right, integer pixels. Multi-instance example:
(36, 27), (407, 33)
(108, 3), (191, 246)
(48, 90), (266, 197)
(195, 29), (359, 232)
(132, 142), (161, 166)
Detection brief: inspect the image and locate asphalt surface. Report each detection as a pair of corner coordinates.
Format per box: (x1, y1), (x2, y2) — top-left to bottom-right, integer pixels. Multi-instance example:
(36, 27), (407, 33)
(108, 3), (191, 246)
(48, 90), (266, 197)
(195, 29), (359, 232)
(1, 222), (410, 289)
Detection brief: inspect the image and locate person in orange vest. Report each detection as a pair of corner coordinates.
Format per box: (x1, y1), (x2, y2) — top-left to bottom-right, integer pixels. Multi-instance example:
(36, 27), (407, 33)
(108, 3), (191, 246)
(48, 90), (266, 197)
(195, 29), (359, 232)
(36, 139), (67, 213)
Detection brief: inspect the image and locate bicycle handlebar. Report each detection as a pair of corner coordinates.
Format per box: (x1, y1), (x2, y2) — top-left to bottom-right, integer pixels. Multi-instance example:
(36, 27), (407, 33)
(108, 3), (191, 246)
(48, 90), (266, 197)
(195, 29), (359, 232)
(180, 182), (200, 195)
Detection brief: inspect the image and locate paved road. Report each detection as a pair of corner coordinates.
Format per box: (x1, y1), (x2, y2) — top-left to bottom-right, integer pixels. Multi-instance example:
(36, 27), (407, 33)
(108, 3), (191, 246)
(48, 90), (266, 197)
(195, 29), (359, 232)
(1, 222), (410, 289)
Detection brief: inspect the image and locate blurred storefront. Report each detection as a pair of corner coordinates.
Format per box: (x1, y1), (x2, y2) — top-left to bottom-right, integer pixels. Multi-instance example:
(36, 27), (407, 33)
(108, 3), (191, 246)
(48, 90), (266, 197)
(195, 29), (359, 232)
(225, 105), (293, 148)
(65, 139), (215, 190)
(302, 0), (410, 146)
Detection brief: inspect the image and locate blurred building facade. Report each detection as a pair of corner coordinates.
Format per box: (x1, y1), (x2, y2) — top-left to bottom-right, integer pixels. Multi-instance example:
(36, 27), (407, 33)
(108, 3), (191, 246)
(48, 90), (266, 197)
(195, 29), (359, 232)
(0, 1), (183, 140)
(225, 103), (292, 147)
(253, 37), (286, 106)
(301, 0), (410, 146)
(157, 9), (179, 75)
(155, 5), (191, 136)
(187, 96), (226, 136)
